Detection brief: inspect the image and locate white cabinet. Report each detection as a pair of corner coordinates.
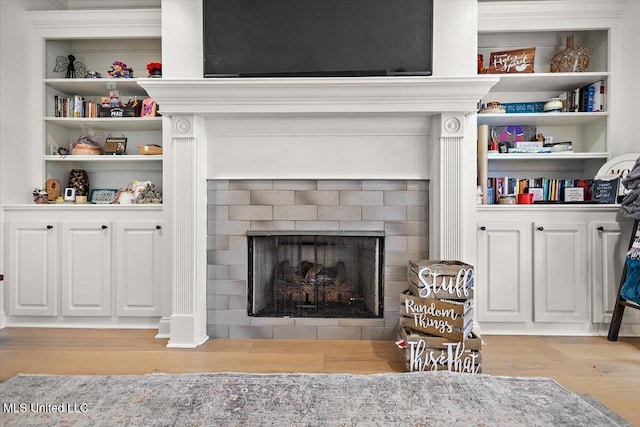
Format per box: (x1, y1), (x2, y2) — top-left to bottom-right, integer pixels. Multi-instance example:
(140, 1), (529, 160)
(476, 207), (638, 334)
(477, 222), (532, 323)
(477, 219), (587, 324)
(61, 221), (112, 316)
(115, 222), (163, 317)
(3, 207), (163, 327)
(7, 221), (58, 316)
(533, 221), (587, 323)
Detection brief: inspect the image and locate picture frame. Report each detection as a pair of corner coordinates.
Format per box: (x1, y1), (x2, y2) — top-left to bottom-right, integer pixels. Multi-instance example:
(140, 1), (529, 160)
(104, 135), (127, 155)
(528, 187), (544, 202)
(564, 186), (585, 202)
(133, 181), (152, 199)
(141, 97), (157, 118)
(89, 188), (118, 204)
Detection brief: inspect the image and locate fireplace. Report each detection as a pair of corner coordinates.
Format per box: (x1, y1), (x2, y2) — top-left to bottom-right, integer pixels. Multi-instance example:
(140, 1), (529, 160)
(248, 231), (384, 318)
(140, 75), (497, 347)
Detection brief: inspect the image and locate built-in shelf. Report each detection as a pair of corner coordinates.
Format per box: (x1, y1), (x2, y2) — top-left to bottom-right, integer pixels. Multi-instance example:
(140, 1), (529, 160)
(44, 78), (151, 96)
(487, 152), (609, 161)
(477, 72), (610, 93)
(44, 117), (162, 131)
(478, 112), (607, 127)
(43, 155), (162, 162)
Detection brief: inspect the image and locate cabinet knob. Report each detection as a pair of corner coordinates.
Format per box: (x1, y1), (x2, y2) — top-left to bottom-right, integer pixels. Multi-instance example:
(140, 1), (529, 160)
(480, 226), (486, 231)
(155, 225), (162, 230)
(46, 225), (53, 230)
(537, 226), (544, 231)
(597, 226), (604, 231)
(101, 225), (108, 230)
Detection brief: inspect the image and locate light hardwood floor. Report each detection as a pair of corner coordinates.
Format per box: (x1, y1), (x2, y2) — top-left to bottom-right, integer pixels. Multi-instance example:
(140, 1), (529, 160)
(1, 328), (639, 425)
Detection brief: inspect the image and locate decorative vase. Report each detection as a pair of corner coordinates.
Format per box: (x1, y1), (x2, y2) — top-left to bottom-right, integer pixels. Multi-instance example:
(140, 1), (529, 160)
(550, 35), (590, 73)
(150, 68), (162, 78)
(68, 169), (90, 197)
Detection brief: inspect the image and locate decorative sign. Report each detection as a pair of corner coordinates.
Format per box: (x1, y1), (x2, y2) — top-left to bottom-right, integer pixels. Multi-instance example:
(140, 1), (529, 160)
(593, 175), (620, 204)
(564, 186), (585, 202)
(408, 260), (474, 300)
(488, 47), (535, 74)
(89, 189), (118, 204)
(399, 294), (473, 341)
(407, 340), (480, 374)
(416, 266), (473, 299)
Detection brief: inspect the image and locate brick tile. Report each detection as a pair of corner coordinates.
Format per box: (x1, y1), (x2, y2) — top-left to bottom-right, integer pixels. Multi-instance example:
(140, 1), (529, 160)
(295, 190), (339, 205)
(362, 180), (407, 191)
(210, 190), (251, 206)
(362, 205), (406, 221)
(273, 180), (317, 190)
(229, 205), (273, 221)
(384, 190), (428, 206)
(251, 191), (295, 206)
(340, 190), (383, 205)
(273, 326), (318, 339)
(317, 326), (362, 340)
(273, 205), (317, 220)
(317, 180), (361, 190)
(318, 205), (361, 221)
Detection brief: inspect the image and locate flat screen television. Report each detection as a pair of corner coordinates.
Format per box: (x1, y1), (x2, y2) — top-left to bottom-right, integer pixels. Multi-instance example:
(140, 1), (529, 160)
(203, 0), (433, 77)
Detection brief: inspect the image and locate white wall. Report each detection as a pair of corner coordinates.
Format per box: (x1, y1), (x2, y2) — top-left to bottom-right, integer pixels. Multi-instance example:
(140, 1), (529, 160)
(617, 0), (640, 157)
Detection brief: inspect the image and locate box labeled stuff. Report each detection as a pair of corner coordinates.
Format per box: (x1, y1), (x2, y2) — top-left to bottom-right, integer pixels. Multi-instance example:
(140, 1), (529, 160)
(408, 260), (474, 300)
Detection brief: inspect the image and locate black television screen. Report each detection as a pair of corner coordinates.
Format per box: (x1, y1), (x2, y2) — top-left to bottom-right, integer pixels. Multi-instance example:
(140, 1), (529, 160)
(203, 0), (433, 77)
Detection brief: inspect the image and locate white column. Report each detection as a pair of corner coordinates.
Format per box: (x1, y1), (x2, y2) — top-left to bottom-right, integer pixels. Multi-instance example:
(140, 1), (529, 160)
(166, 115), (209, 348)
(430, 113), (475, 262)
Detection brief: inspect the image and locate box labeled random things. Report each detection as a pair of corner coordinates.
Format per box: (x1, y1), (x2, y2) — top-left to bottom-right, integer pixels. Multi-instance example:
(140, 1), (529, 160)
(396, 260), (481, 374)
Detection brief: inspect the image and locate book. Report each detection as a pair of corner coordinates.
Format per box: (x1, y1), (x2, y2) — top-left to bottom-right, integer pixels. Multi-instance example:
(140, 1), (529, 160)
(590, 80), (605, 112)
(592, 175), (620, 204)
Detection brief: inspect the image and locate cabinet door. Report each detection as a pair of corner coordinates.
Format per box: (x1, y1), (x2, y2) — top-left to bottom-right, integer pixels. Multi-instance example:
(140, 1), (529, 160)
(61, 221), (112, 316)
(591, 221), (638, 323)
(115, 222), (163, 317)
(7, 221), (58, 316)
(477, 222), (532, 322)
(533, 222), (587, 323)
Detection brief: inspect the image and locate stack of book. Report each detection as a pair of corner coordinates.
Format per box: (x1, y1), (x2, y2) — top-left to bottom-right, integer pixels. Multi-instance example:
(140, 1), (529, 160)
(54, 95), (100, 118)
(559, 80), (605, 112)
(396, 260), (481, 373)
(487, 177), (594, 204)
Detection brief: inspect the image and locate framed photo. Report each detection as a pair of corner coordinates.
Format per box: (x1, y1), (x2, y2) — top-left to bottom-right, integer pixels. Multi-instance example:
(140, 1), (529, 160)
(564, 186), (585, 202)
(528, 187), (544, 202)
(104, 135), (127, 155)
(141, 97), (157, 118)
(133, 181), (152, 199)
(89, 189), (118, 204)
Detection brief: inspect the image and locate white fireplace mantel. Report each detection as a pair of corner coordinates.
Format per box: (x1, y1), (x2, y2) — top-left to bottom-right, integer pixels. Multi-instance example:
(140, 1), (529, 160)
(139, 76), (498, 348)
(141, 76), (497, 115)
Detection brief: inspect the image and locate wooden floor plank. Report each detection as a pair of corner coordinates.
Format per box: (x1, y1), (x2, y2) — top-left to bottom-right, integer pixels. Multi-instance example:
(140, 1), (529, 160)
(1, 328), (638, 425)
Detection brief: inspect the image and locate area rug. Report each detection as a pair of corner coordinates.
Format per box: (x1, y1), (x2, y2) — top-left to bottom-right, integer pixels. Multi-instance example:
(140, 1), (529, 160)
(0, 371), (630, 426)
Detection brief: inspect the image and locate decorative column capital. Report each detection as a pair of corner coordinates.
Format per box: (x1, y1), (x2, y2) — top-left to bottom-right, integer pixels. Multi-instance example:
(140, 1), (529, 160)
(171, 115), (196, 139)
(440, 112), (465, 138)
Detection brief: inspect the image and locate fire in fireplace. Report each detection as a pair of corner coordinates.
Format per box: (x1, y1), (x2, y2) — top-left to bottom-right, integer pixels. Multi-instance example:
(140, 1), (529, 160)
(248, 231), (384, 318)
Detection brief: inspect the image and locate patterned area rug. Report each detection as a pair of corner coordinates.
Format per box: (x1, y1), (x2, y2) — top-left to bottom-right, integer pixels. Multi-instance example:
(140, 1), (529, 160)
(0, 371), (630, 426)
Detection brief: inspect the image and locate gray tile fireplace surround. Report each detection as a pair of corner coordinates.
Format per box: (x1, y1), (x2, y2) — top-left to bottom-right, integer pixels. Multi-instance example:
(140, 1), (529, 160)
(207, 179), (428, 340)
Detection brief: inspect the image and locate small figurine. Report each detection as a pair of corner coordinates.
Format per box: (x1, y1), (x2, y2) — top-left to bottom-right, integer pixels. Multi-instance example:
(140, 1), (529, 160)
(108, 61), (133, 78)
(53, 54), (86, 79)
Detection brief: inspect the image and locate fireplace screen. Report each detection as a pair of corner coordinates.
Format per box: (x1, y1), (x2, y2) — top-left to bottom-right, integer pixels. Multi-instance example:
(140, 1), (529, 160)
(248, 231), (384, 318)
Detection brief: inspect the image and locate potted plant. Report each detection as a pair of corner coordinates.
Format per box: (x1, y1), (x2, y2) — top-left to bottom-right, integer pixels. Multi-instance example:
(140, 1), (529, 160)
(146, 62), (162, 78)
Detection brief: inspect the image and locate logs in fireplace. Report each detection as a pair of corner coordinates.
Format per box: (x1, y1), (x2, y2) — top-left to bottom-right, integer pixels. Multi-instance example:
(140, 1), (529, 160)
(248, 232), (384, 318)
